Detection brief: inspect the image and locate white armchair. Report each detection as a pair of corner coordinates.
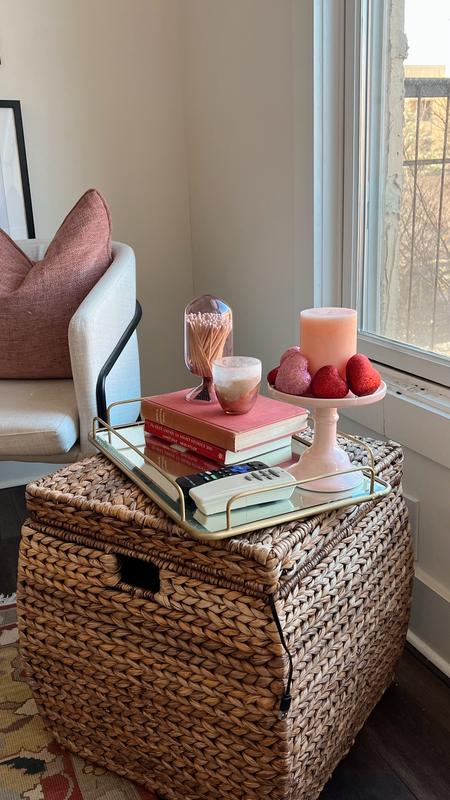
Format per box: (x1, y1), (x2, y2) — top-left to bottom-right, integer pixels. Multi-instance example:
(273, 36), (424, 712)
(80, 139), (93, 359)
(0, 241), (141, 463)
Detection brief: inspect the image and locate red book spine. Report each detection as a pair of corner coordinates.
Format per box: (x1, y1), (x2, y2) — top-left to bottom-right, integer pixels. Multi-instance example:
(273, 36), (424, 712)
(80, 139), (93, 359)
(144, 420), (226, 463)
(144, 434), (219, 471)
(142, 401), (236, 449)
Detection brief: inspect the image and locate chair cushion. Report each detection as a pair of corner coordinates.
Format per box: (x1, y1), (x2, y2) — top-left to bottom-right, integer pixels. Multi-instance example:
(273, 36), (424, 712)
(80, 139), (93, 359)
(0, 189), (112, 379)
(0, 380), (79, 456)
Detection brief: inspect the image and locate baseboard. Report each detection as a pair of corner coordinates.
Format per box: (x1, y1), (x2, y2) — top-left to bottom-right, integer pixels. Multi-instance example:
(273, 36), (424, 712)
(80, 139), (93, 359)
(414, 565), (450, 604)
(407, 629), (450, 679)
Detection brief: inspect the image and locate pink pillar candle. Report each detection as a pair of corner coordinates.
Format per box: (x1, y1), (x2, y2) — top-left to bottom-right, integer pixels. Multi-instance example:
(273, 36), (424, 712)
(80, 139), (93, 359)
(300, 307), (357, 379)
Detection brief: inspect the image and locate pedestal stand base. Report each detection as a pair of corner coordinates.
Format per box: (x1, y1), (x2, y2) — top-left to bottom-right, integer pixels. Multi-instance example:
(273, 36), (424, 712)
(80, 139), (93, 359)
(289, 407), (363, 492)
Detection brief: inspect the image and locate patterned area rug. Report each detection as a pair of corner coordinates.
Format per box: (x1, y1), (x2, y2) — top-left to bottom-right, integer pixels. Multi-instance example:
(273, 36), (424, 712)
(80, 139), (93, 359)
(0, 599), (158, 800)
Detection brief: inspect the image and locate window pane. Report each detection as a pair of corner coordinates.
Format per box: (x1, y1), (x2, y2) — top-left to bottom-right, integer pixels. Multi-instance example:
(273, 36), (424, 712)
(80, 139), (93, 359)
(362, 0), (450, 360)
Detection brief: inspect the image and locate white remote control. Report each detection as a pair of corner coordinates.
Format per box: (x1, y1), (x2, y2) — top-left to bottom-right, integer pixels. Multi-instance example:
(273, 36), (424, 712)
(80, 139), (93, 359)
(189, 466), (296, 516)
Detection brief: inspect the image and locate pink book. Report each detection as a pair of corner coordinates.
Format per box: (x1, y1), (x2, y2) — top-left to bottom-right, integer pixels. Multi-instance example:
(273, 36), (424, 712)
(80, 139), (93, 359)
(141, 390), (307, 452)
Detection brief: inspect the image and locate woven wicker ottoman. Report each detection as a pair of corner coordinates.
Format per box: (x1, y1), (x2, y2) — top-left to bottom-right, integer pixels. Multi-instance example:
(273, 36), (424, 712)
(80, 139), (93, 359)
(17, 437), (413, 800)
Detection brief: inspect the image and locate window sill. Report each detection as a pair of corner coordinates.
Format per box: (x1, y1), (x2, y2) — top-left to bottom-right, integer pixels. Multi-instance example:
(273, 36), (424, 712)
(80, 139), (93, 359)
(358, 334), (450, 390)
(340, 364), (450, 469)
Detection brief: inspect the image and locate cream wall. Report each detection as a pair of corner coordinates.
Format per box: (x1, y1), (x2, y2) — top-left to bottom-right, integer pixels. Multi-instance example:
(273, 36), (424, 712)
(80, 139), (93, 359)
(183, 0), (314, 375)
(0, 0), (193, 395)
(0, 0), (313, 391)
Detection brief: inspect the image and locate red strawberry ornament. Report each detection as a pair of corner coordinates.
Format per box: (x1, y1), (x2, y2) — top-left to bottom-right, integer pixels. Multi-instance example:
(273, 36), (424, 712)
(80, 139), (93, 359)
(311, 366), (349, 399)
(267, 366), (279, 386)
(346, 354), (381, 396)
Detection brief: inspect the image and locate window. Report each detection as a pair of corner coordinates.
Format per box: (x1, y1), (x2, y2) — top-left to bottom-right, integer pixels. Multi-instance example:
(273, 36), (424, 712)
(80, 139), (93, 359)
(338, 0), (450, 387)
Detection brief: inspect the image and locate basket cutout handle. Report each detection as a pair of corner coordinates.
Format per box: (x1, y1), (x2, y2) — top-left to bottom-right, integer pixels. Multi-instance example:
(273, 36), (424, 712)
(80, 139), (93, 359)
(116, 554), (161, 595)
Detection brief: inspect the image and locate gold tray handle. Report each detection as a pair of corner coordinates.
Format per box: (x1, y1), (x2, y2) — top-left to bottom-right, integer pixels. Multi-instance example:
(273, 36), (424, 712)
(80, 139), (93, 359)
(225, 463), (376, 530)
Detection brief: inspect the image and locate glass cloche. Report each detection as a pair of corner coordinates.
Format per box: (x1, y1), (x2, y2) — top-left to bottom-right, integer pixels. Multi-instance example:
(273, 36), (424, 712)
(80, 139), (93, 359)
(184, 294), (233, 402)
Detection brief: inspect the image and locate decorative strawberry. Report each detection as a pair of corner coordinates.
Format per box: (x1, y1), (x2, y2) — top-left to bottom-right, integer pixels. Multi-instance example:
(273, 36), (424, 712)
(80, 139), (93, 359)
(346, 354), (381, 396)
(275, 351), (311, 395)
(311, 366), (349, 399)
(280, 346), (302, 364)
(267, 366), (279, 386)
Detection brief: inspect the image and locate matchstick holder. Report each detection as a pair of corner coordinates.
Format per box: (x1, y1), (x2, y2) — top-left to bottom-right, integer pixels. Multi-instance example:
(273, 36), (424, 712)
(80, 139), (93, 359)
(184, 294), (233, 402)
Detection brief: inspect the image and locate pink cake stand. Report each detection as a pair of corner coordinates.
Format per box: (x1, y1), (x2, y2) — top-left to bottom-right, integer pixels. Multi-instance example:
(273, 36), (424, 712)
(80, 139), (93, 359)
(268, 382), (386, 492)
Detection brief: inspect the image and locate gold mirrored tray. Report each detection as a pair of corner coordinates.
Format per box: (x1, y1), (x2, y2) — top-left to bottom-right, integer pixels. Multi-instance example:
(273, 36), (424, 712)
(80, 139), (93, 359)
(88, 401), (391, 542)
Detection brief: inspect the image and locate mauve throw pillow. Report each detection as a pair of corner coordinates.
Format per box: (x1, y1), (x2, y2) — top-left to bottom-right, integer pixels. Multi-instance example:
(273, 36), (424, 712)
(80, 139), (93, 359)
(0, 189), (112, 379)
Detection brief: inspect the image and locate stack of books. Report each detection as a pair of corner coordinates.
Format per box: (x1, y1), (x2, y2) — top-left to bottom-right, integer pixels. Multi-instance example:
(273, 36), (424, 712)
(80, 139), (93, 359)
(141, 389), (308, 477)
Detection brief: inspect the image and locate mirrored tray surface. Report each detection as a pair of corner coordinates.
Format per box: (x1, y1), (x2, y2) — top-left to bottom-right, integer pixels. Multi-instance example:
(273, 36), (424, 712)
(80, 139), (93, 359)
(89, 420), (391, 542)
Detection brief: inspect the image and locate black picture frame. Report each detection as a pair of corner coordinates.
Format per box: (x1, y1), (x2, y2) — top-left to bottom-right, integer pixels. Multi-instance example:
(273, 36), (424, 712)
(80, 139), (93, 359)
(0, 100), (35, 238)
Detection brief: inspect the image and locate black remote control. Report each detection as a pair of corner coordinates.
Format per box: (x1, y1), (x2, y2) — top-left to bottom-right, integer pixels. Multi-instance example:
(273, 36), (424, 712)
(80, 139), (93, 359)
(175, 461), (268, 504)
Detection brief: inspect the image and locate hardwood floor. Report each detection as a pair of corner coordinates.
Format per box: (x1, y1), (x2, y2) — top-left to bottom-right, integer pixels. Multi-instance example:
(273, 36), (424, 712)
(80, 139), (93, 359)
(1, 484), (449, 800)
(321, 650), (450, 799)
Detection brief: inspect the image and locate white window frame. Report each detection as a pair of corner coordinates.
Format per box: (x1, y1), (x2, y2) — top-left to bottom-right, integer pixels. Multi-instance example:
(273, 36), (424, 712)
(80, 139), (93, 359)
(315, 0), (450, 389)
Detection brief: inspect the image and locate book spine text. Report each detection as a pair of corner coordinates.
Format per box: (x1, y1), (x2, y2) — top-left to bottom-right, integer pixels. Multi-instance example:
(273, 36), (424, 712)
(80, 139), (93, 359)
(142, 404), (235, 449)
(144, 434), (219, 470)
(144, 420), (226, 462)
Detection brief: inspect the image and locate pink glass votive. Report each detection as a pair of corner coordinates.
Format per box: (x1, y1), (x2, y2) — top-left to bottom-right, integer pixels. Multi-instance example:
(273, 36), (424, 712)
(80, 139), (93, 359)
(212, 357), (262, 415)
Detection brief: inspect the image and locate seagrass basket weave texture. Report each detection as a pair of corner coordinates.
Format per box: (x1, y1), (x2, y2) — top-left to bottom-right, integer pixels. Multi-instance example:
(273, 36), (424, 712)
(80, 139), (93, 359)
(16, 436), (414, 800)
